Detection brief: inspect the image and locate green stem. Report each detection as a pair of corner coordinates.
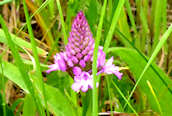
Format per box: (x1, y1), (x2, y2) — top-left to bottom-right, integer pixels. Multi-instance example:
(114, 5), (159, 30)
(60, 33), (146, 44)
(56, 0), (68, 45)
(92, 0), (107, 115)
(111, 81), (138, 116)
(22, 0), (49, 116)
(103, 0), (125, 53)
(17, 0), (51, 36)
(124, 24), (172, 110)
(146, 81), (163, 115)
(0, 58), (6, 116)
(0, 0), (12, 5)
(105, 77), (113, 116)
(0, 15), (44, 115)
(125, 0), (137, 36)
(44, 36), (60, 64)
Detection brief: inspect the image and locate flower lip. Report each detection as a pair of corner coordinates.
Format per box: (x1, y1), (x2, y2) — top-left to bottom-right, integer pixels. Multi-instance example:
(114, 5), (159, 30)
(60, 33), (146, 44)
(72, 71), (94, 92)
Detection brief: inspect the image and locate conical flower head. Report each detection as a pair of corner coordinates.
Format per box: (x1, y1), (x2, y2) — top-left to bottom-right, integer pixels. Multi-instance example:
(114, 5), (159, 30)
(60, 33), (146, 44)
(65, 11), (94, 68)
(46, 11), (123, 92)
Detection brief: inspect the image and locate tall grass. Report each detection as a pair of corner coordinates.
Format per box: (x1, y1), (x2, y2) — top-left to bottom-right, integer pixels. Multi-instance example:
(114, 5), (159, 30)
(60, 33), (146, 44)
(0, 0), (172, 115)
(146, 80), (162, 115)
(103, 0), (125, 53)
(22, 0), (49, 116)
(0, 15), (44, 115)
(125, 24), (172, 109)
(0, 50), (6, 116)
(92, 0), (107, 115)
(56, 0), (68, 45)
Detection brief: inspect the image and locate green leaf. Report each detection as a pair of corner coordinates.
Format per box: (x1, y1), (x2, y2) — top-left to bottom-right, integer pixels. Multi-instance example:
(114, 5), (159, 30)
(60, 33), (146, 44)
(103, 0), (125, 53)
(45, 85), (75, 116)
(115, 28), (172, 94)
(92, 0), (107, 115)
(118, 8), (132, 42)
(22, 0), (49, 115)
(152, 0), (163, 51)
(0, 29), (46, 56)
(108, 47), (172, 115)
(23, 94), (36, 116)
(0, 61), (28, 93)
(0, 61), (76, 116)
(56, 0), (68, 44)
(86, 0), (98, 35)
(0, 0), (12, 5)
(0, 15), (44, 115)
(0, 94), (14, 116)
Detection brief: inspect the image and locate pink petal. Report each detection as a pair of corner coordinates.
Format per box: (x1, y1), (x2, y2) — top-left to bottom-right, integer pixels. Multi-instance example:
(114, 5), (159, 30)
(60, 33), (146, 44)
(73, 67), (82, 76)
(72, 82), (82, 92)
(46, 64), (59, 73)
(113, 71), (123, 80)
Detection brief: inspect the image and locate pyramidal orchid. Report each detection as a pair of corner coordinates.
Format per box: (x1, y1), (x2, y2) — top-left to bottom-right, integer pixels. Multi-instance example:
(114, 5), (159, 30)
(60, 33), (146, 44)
(46, 11), (123, 92)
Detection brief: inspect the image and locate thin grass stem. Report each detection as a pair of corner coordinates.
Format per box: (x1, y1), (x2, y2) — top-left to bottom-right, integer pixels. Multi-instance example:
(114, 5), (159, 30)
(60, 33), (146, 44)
(115, 28), (172, 95)
(0, 15), (44, 116)
(0, 0), (12, 5)
(105, 77), (113, 116)
(125, 0), (137, 36)
(22, 1), (50, 116)
(146, 80), (163, 115)
(125, 24), (172, 110)
(103, 0), (125, 53)
(0, 53), (6, 116)
(111, 81), (138, 116)
(16, 0), (52, 41)
(92, 0), (107, 115)
(56, 0), (68, 45)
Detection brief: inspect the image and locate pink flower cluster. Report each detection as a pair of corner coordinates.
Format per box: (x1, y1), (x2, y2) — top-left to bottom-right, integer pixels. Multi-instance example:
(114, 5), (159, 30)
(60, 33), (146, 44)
(46, 11), (122, 92)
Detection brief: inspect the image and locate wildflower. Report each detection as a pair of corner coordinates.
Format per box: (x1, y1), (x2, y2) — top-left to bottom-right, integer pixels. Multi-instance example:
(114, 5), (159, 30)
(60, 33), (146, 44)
(46, 11), (122, 92)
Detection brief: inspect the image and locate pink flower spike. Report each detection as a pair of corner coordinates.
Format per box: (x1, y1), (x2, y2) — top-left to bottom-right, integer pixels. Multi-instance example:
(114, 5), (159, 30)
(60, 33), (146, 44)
(46, 11), (123, 93)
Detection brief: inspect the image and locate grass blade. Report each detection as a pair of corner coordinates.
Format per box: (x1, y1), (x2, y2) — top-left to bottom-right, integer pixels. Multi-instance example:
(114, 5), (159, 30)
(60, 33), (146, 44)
(108, 47), (172, 114)
(23, 94), (36, 116)
(25, 0), (54, 46)
(0, 15), (43, 115)
(0, 29), (46, 56)
(146, 80), (162, 115)
(125, 24), (172, 109)
(56, 0), (68, 45)
(105, 77), (113, 116)
(152, 0), (162, 52)
(0, 52), (6, 116)
(0, 0), (12, 5)
(162, 0), (167, 33)
(111, 80), (138, 116)
(140, 2), (149, 52)
(92, 0), (107, 115)
(48, 0), (55, 19)
(103, 0), (125, 53)
(17, 0), (52, 36)
(125, 0), (137, 36)
(31, 0), (52, 19)
(22, 0), (49, 116)
(115, 28), (172, 94)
